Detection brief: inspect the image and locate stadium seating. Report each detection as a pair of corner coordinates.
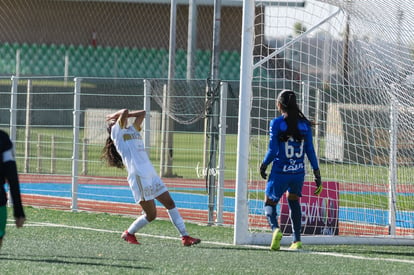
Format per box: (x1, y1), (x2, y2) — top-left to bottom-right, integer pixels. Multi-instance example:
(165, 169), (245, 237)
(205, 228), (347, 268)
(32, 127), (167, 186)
(0, 42), (241, 80)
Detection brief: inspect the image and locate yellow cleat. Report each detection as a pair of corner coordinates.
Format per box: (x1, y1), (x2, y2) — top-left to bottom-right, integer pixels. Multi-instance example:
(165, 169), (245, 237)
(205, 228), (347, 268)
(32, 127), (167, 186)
(270, 228), (283, 251)
(289, 241), (303, 251)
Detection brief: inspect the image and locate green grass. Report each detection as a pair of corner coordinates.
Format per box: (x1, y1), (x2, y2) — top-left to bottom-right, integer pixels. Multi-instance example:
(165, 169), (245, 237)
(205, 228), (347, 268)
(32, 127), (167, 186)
(1, 207), (413, 274)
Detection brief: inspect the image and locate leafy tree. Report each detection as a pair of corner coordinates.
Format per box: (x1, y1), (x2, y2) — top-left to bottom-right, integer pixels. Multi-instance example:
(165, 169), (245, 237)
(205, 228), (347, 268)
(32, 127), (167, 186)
(293, 22), (306, 35)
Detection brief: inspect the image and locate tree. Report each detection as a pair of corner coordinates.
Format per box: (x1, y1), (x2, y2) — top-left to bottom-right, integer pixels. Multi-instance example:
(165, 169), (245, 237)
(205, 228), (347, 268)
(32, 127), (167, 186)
(293, 22), (306, 36)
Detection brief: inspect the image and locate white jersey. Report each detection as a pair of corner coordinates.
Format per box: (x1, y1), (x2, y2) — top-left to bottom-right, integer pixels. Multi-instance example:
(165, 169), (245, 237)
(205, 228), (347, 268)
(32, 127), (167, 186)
(111, 122), (167, 203)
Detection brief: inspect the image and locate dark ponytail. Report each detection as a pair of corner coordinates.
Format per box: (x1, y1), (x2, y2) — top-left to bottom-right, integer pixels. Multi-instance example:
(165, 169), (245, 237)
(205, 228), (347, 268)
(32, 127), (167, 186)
(101, 124), (124, 168)
(277, 90), (309, 142)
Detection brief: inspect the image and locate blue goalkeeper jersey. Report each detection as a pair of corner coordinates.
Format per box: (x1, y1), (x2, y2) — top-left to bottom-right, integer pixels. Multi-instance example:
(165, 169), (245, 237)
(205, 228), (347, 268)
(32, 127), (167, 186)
(262, 115), (319, 174)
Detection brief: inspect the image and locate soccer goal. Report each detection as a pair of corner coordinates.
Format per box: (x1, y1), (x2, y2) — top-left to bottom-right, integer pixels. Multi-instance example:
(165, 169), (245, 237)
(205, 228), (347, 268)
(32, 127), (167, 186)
(235, 0), (414, 245)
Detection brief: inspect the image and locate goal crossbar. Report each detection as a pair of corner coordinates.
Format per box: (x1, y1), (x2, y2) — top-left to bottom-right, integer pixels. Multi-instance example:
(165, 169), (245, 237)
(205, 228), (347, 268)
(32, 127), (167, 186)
(253, 7), (341, 70)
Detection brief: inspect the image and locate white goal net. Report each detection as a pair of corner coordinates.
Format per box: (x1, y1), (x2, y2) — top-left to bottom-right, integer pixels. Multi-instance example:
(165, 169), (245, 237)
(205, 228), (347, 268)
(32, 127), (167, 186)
(235, 0), (414, 245)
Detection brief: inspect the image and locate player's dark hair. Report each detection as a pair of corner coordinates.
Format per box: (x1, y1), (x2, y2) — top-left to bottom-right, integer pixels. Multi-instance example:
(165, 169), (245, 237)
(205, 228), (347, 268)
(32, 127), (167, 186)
(101, 122), (124, 169)
(277, 90), (310, 142)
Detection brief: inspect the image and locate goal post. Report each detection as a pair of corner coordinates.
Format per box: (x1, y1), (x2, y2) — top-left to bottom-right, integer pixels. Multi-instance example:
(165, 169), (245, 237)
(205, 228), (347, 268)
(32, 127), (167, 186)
(235, 0), (414, 246)
(234, 0), (255, 245)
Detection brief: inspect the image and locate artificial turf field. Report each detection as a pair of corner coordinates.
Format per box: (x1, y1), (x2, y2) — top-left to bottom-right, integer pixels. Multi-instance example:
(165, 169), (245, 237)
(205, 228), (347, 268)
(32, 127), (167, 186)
(1, 207), (413, 274)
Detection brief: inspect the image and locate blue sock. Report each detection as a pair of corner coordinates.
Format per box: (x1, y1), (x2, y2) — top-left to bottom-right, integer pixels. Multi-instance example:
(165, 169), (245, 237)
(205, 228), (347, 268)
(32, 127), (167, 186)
(288, 199), (302, 242)
(264, 204), (279, 231)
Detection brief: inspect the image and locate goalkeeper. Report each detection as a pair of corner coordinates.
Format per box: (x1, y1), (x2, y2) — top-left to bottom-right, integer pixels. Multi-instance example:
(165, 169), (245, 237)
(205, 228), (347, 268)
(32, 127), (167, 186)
(102, 109), (200, 247)
(260, 90), (322, 251)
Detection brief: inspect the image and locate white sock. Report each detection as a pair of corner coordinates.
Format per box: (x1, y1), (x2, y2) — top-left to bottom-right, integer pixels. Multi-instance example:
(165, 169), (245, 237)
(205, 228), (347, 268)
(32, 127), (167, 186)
(127, 215), (149, 234)
(167, 207), (188, 237)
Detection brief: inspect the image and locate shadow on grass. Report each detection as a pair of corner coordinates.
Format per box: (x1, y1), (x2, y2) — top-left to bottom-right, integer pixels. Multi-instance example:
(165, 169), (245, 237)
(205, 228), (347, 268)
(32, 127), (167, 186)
(305, 247), (414, 258)
(198, 244), (414, 258)
(369, 250), (414, 257)
(0, 253), (151, 271)
(194, 244), (311, 254)
(194, 244), (267, 252)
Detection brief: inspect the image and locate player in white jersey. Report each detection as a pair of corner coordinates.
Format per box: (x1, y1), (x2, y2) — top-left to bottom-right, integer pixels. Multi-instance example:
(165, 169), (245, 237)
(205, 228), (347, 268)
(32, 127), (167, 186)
(102, 109), (200, 246)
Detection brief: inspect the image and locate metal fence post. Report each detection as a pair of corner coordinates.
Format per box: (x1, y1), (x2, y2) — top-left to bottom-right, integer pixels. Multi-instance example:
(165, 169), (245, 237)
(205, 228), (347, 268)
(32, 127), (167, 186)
(9, 76), (18, 143)
(71, 77), (82, 212)
(388, 84), (398, 235)
(143, 79), (151, 151)
(216, 81), (228, 225)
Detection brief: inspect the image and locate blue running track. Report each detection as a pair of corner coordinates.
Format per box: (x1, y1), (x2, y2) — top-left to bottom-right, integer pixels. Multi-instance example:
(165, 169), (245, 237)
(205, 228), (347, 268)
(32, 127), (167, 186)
(16, 182), (414, 229)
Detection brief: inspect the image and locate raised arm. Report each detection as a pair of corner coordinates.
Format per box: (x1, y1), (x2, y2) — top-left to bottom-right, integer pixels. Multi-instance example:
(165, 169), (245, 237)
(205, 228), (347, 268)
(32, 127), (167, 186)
(128, 110), (146, 130)
(106, 109), (129, 128)
(106, 109), (146, 130)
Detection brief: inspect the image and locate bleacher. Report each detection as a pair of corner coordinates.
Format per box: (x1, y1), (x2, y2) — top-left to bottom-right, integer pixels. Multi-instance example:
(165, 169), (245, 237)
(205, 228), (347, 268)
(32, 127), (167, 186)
(0, 42), (243, 80)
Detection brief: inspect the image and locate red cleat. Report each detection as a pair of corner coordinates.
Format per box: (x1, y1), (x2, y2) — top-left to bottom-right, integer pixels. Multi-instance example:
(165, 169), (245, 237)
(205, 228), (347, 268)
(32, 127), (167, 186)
(121, 230), (140, 245)
(182, 235), (201, 246)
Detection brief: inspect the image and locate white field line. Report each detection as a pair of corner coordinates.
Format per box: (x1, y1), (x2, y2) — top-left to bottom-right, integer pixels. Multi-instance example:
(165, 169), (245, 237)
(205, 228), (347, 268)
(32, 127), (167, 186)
(7, 220), (414, 265)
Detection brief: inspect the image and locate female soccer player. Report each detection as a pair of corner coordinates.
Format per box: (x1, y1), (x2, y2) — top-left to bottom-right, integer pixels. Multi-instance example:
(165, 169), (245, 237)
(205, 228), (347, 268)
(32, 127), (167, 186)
(260, 90), (322, 251)
(0, 130), (26, 250)
(102, 109), (200, 246)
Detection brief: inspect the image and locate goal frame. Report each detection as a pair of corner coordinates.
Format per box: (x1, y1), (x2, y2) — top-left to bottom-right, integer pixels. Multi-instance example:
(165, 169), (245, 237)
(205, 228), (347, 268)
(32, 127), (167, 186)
(234, 0), (414, 246)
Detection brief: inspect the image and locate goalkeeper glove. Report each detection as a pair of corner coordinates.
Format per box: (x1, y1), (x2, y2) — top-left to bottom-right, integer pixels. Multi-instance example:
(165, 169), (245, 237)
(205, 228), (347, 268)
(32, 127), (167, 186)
(313, 169), (323, 195)
(260, 163), (268, 180)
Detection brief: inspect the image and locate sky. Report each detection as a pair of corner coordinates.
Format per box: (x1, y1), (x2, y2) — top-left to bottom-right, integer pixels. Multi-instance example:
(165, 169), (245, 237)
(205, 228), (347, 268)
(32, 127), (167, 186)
(264, 0), (413, 44)
(264, 1), (344, 39)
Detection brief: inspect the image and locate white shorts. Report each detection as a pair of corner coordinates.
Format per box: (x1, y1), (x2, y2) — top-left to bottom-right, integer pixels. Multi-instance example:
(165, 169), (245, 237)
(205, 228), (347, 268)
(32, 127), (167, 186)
(128, 174), (168, 203)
